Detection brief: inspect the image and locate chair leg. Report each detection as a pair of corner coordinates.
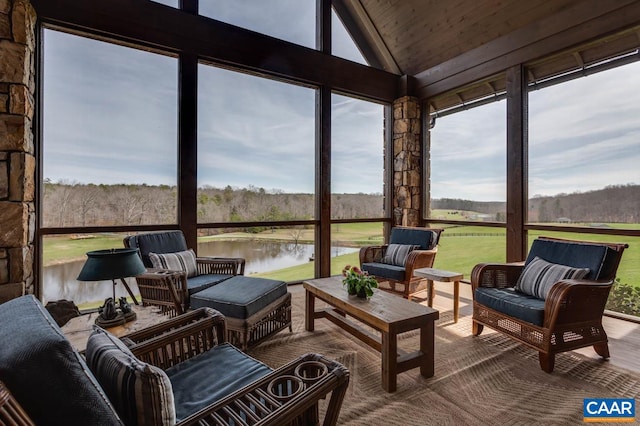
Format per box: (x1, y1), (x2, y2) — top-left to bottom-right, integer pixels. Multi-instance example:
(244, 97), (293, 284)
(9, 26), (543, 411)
(593, 342), (610, 359)
(472, 321), (483, 336)
(539, 352), (555, 373)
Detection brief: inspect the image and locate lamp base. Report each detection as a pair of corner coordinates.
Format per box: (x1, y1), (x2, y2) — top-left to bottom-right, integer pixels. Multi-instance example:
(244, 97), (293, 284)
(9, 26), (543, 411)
(95, 310), (137, 328)
(95, 297), (137, 328)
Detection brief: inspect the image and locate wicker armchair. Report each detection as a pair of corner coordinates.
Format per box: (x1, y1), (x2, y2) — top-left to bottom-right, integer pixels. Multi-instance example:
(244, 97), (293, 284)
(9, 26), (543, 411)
(124, 308), (350, 425)
(472, 236), (628, 373)
(124, 230), (245, 315)
(360, 227), (443, 299)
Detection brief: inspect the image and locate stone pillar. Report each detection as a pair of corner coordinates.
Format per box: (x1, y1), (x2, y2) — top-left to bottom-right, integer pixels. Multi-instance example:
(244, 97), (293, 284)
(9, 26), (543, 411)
(0, 0), (36, 301)
(391, 96), (421, 227)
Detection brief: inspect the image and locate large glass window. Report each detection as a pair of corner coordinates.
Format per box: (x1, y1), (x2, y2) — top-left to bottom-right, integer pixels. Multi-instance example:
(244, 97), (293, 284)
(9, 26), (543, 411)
(427, 100), (507, 275)
(331, 9), (367, 65)
(42, 30), (178, 304)
(197, 64), (315, 223)
(197, 65), (316, 281)
(199, 1), (315, 49)
(330, 94), (385, 275)
(331, 93), (385, 219)
(428, 101), (506, 219)
(43, 30), (178, 228)
(528, 62), (640, 226)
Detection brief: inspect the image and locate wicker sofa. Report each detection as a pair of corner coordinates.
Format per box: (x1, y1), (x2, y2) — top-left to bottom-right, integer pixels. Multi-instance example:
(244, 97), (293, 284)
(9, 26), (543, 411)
(472, 236), (627, 373)
(0, 295), (349, 425)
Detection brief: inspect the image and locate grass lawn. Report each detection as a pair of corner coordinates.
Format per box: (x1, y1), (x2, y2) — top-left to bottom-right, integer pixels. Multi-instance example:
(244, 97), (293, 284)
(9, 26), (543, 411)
(42, 220), (639, 287)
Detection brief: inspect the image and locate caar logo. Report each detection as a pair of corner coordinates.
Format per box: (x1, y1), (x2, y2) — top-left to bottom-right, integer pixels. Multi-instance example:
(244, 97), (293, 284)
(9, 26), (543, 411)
(583, 398), (635, 422)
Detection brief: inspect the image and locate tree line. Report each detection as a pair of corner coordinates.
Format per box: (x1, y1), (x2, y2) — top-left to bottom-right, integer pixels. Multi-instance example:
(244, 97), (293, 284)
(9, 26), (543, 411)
(42, 182), (384, 228)
(43, 181), (639, 229)
(435, 184), (640, 224)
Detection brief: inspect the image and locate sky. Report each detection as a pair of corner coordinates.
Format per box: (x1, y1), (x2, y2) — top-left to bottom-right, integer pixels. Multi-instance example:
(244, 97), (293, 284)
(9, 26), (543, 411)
(43, 1), (640, 200)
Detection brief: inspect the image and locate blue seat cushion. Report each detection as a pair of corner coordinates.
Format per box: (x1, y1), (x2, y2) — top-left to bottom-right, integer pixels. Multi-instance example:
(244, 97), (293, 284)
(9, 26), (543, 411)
(362, 262), (405, 282)
(525, 239), (608, 280)
(187, 274), (233, 295)
(166, 343), (272, 421)
(125, 231), (188, 268)
(389, 227), (437, 250)
(0, 295), (122, 425)
(475, 287), (546, 326)
(190, 276), (288, 319)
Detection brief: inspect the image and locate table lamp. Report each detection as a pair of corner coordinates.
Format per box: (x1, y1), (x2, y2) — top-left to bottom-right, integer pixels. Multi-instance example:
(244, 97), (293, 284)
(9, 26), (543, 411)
(77, 248), (146, 327)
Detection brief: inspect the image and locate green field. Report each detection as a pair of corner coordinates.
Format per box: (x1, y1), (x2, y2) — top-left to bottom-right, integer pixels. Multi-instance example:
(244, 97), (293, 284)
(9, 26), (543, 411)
(43, 219), (639, 287)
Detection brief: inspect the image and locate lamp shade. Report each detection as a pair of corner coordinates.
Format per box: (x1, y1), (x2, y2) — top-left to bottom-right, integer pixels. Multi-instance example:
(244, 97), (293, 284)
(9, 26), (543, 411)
(77, 248), (146, 281)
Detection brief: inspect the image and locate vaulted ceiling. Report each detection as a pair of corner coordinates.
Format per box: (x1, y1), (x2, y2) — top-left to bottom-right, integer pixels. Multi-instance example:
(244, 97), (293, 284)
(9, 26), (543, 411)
(336, 0), (640, 110)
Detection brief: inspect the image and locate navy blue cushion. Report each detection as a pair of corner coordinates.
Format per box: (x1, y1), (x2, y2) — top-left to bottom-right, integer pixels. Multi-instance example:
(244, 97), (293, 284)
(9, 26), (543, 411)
(190, 276), (287, 319)
(361, 262), (405, 281)
(125, 231), (188, 267)
(389, 227), (437, 250)
(166, 343), (272, 421)
(525, 239), (607, 280)
(0, 295), (122, 425)
(187, 274), (232, 295)
(475, 287), (546, 326)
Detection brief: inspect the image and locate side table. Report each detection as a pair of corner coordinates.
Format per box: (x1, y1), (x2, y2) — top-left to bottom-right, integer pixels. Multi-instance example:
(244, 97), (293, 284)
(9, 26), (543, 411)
(61, 305), (167, 352)
(414, 267), (464, 323)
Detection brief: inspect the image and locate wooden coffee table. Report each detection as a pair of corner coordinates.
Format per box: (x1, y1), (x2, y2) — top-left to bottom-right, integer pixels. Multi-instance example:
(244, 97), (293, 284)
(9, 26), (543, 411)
(303, 276), (439, 392)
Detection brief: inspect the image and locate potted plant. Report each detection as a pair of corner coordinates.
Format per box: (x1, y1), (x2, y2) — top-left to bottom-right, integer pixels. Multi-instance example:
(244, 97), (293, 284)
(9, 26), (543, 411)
(341, 265), (378, 299)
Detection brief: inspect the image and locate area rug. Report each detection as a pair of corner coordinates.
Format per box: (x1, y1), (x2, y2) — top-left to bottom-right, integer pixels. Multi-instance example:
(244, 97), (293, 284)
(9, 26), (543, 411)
(247, 289), (640, 425)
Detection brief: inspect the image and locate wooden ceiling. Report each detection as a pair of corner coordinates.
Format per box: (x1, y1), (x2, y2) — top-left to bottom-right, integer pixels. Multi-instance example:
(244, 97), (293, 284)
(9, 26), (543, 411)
(336, 0), (640, 104)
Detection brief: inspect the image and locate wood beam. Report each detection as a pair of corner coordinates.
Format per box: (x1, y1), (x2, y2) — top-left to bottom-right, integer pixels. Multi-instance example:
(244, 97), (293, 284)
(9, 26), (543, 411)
(316, 87), (332, 278)
(318, 0), (331, 54)
(415, 0), (640, 99)
(505, 65), (527, 262)
(31, 0), (399, 103)
(178, 52), (198, 251)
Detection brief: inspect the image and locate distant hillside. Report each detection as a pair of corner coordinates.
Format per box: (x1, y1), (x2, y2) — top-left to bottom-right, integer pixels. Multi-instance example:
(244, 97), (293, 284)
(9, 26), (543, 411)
(433, 184), (640, 224)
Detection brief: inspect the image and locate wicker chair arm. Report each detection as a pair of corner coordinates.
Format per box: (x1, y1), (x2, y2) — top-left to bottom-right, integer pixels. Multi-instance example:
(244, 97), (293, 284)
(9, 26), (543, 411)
(471, 263), (524, 291)
(196, 257), (246, 275)
(135, 269), (189, 314)
(404, 248), (438, 278)
(128, 308), (227, 370)
(543, 279), (614, 328)
(177, 353), (350, 426)
(359, 245), (387, 264)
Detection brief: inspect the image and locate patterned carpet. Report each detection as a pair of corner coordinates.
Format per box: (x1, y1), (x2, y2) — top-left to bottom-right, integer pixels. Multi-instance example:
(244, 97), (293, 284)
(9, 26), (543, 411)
(247, 288), (640, 425)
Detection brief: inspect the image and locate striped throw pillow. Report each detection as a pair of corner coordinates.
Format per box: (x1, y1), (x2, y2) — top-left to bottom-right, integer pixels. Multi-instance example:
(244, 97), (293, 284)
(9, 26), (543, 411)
(86, 327), (176, 426)
(516, 256), (590, 299)
(149, 249), (198, 277)
(381, 244), (420, 266)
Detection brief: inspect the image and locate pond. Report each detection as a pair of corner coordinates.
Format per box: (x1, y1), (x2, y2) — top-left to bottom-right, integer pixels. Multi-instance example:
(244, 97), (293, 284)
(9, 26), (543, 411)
(42, 240), (357, 305)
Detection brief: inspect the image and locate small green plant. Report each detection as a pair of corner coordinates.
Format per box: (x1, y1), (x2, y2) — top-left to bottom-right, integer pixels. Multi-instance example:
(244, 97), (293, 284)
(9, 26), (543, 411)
(606, 280), (640, 317)
(341, 265), (378, 298)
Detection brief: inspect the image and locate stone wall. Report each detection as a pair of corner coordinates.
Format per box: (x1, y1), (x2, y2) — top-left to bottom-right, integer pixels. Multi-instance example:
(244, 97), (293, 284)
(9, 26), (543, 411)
(392, 96), (421, 227)
(0, 0), (36, 301)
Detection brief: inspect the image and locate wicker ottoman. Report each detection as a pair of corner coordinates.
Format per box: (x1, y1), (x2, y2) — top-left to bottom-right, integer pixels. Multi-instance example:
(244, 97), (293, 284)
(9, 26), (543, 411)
(190, 276), (292, 350)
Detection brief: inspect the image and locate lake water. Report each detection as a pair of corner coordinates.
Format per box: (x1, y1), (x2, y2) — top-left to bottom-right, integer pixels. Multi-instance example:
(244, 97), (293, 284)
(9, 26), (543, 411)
(43, 240), (357, 305)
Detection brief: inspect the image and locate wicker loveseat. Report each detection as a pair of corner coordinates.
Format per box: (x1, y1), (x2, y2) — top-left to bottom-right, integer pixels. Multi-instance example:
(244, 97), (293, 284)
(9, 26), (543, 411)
(124, 230), (246, 315)
(125, 231), (292, 350)
(472, 236), (627, 373)
(0, 295), (349, 426)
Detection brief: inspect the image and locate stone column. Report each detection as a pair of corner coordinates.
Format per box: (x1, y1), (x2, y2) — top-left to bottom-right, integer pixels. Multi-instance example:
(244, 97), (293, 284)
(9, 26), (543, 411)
(391, 96), (421, 227)
(0, 0), (36, 301)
